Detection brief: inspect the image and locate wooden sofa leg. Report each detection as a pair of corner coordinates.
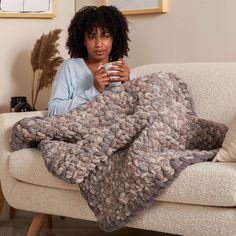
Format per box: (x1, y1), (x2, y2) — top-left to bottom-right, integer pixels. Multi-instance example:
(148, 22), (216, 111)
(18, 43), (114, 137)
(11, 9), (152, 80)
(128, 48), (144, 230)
(0, 182), (16, 220)
(0, 182), (4, 217)
(27, 213), (46, 236)
(46, 214), (53, 229)
(9, 206), (16, 219)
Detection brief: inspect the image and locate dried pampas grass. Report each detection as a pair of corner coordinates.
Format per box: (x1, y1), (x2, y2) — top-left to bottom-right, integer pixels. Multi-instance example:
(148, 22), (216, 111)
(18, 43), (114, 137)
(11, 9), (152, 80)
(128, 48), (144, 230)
(30, 29), (64, 109)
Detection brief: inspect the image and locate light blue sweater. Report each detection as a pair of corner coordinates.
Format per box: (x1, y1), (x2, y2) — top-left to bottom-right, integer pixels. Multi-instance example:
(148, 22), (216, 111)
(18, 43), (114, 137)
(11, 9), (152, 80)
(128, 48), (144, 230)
(48, 58), (136, 116)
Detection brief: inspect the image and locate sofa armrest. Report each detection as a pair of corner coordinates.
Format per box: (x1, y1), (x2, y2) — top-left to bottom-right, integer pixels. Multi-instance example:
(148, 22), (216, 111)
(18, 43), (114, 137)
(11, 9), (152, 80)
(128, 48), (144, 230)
(0, 111), (47, 152)
(0, 150), (9, 180)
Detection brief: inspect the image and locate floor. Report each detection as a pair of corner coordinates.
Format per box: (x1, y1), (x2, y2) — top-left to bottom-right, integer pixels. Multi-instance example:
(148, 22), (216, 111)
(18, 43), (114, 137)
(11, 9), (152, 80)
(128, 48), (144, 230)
(0, 207), (179, 236)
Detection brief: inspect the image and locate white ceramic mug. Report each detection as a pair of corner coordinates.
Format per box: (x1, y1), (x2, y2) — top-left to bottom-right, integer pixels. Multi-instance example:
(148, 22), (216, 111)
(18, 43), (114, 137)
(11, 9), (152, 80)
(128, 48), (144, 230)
(103, 62), (120, 81)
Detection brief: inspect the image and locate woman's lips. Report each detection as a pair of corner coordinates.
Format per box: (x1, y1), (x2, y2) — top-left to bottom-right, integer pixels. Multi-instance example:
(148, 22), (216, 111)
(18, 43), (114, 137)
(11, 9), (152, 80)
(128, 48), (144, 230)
(94, 50), (105, 56)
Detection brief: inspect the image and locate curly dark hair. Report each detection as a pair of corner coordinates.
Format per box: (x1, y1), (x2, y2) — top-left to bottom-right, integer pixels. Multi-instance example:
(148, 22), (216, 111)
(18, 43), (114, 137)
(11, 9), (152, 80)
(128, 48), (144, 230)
(66, 5), (130, 61)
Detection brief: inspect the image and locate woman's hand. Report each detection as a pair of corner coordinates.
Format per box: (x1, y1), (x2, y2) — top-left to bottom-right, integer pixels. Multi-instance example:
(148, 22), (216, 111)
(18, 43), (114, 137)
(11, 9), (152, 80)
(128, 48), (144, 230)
(108, 58), (130, 82)
(94, 65), (110, 93)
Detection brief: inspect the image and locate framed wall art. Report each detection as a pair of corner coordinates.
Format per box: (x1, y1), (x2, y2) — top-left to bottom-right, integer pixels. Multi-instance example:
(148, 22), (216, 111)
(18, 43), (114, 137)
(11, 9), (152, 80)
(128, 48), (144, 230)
(0, 0), (56, 18)
(104, 0), (167, 15)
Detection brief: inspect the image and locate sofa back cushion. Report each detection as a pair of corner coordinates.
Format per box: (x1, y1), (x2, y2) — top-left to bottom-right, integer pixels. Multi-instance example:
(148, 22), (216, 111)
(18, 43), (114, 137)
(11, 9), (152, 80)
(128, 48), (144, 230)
(132, 62), (236, 125)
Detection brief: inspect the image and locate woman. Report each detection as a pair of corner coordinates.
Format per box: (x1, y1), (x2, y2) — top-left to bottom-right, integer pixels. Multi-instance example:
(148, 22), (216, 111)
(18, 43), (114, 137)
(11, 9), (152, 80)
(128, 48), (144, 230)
(48, 5), (135, 116)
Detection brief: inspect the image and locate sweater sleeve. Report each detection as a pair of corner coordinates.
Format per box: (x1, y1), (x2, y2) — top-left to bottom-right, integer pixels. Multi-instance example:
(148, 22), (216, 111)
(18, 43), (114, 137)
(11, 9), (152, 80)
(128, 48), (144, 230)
(48, 61), (99, 116)
(130, 71), (136, 81)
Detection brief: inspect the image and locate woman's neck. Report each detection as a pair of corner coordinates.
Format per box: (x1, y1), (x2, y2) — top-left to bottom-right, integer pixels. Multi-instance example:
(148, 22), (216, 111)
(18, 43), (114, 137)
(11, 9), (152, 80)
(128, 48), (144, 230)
(85, 56), (109, 65)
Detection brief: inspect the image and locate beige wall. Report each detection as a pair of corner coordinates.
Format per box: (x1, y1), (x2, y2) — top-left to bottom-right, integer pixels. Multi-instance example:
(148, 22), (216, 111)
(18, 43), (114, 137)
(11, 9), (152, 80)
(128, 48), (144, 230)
(1, 0), (236, 112)
(76, 0), (236, 68)
(0, 1), (75, 113)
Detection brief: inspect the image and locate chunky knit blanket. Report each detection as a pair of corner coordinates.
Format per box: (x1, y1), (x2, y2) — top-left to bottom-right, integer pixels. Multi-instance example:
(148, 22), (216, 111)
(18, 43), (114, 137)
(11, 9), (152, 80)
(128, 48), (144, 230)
(11, 72), (227, 232)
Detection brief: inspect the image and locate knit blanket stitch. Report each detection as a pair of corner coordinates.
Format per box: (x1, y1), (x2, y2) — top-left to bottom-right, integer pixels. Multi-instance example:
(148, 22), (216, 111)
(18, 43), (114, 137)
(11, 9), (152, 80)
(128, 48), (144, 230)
(10, 72), (227, 231)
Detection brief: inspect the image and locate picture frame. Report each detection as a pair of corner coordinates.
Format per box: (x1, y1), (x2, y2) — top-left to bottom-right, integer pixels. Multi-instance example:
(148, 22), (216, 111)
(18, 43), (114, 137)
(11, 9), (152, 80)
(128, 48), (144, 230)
(104, 0), (167, 15)
(0, 0), (56, 18)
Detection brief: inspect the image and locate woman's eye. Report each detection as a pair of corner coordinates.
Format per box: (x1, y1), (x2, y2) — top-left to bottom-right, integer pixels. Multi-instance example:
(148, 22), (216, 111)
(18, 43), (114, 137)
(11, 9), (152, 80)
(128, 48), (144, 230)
(103, 33), (110, 38)
(88, 34), (94, 39)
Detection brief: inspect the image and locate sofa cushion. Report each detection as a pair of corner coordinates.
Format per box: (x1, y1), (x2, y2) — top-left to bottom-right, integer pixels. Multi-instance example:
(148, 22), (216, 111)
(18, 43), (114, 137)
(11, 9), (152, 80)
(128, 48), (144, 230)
(213, 118), (236, 162)
(9, 149), (80, 191)
(9, 149), (236, 207)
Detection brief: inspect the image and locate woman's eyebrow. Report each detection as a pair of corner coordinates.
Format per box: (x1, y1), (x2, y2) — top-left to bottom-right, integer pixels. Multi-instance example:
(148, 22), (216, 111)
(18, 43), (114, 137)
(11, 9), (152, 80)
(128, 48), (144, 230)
(87, 31), (95, 35)
(103, 28), (110, 33)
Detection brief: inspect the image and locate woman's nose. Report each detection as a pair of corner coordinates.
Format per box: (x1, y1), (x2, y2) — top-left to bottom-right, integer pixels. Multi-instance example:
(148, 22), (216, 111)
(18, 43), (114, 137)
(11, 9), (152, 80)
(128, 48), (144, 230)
(95, 37), (102, 47)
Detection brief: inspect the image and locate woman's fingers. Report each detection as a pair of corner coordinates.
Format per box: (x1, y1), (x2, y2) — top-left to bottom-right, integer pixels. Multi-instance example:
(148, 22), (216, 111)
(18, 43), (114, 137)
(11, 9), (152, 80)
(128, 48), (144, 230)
(108, 71), (121, 77)
(102, 59), (130, 82)
(95, 67), (108, 79)
(111, 60), (122, 66)
(108, 66), (124, 72)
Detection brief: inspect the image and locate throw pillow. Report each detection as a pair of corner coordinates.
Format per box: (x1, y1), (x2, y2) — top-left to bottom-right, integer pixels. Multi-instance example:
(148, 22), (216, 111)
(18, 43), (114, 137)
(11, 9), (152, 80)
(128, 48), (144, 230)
(213, 118), (236, 162)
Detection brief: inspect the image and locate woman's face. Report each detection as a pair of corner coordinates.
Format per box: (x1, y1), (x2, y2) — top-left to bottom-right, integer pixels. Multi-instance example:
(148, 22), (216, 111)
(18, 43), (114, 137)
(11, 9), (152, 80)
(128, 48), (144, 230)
(84, 27), (113, 63)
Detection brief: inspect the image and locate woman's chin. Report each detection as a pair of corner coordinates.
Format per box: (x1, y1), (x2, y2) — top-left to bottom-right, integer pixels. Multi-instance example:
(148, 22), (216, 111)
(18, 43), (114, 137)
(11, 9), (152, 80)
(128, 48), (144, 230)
(94, 55), (109, 62)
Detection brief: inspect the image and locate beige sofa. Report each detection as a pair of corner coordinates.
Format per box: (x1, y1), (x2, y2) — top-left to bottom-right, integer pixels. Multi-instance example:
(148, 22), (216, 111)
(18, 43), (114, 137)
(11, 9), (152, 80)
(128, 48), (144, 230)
(0, 62), (236, 236)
